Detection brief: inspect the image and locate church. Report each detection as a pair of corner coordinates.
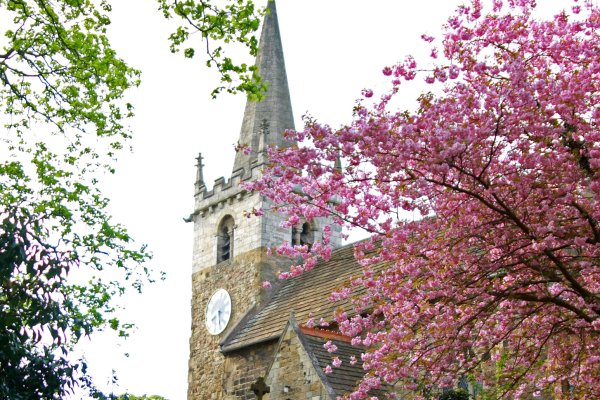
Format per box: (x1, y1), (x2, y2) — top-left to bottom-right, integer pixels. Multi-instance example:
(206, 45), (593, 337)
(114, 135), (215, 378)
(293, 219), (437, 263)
(185, 1), (384, 399)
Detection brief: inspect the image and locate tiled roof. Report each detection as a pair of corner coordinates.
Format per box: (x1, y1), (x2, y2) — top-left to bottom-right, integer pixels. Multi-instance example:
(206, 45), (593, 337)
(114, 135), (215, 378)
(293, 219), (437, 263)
(221, 243), (364, 352)
(299, 329), (388, 399)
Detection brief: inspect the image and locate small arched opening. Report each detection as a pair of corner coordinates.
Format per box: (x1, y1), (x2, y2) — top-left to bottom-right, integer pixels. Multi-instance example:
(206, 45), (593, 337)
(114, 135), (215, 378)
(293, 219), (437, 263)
(217, 215), (235, 263)
(291, 220), (315, 249)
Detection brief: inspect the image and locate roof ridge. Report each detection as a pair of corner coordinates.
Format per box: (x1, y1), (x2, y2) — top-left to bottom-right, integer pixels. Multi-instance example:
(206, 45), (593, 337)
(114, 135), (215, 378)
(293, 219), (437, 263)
(299, 326), (352, 343)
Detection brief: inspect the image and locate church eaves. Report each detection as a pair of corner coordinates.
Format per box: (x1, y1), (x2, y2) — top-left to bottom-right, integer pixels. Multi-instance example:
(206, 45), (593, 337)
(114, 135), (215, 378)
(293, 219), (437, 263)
(232, 0), (295, 175)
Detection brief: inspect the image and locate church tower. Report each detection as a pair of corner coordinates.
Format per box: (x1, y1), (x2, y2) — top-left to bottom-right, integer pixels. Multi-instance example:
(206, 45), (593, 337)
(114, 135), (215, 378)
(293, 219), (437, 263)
(187, 2), (341, 399)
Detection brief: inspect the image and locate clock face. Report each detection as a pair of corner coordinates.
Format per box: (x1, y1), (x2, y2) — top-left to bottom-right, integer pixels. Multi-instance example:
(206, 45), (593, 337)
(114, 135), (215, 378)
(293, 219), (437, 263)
(205, 288), (232, 335)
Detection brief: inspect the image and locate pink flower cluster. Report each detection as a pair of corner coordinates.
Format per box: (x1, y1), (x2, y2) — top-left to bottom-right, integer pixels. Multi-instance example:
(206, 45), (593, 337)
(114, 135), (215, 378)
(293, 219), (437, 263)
(323, 340), (338, 353)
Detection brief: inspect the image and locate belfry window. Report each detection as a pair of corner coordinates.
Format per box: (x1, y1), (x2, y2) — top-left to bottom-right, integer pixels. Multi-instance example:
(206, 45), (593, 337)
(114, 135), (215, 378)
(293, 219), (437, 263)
(292, 221), (314, 249)
(217, 216), (235, 263)
(221, 227), (231, 261)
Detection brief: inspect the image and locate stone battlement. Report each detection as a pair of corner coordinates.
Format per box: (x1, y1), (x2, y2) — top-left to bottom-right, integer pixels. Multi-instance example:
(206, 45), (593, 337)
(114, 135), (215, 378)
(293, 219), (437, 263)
(194, 161), (266, 218)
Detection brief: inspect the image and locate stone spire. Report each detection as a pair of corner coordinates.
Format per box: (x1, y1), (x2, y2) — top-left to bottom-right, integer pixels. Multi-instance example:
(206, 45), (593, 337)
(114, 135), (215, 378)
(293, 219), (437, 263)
(232, 0), (295, 174)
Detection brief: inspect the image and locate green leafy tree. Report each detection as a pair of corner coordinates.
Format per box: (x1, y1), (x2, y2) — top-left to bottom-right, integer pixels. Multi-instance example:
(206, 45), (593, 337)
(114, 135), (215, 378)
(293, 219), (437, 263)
(439, 389), (470, 400)
(117, 394), (168, 400)
(0, 0), (149, 397)
(157, 0), (266, 99)
(1, 0), (265, 398)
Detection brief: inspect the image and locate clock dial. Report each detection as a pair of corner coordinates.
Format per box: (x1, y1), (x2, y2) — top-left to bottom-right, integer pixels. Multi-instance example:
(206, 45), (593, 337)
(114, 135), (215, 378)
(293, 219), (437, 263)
(205, 289), (232, 335)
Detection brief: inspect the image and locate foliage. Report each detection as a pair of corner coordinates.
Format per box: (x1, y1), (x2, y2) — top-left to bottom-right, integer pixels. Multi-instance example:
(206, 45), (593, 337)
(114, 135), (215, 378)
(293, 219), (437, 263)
(116, 394), (168, 400)
(249, 0), (599, 398)
(1, 0), (271, 397)
(439, 389), (469, 400)
(0, 0), (151, 398)
(157, 0), (266, 100)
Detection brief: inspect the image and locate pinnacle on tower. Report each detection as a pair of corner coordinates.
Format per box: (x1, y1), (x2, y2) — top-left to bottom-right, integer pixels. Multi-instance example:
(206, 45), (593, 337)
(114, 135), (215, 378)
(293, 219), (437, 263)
(232, 0), (295, 175)
(195, 152), (205, 192)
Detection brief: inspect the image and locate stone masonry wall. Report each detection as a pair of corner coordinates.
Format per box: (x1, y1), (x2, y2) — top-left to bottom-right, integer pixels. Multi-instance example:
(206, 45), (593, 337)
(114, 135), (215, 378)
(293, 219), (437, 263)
(265, 327), (329, 400)
(188, 247), (262, 400)
(261, 198), (343, 250)
(189, 221), (295, 400)
(188, 245), (290, 399)
(192, 183), (263, 275)
(222, 342), (277, 399)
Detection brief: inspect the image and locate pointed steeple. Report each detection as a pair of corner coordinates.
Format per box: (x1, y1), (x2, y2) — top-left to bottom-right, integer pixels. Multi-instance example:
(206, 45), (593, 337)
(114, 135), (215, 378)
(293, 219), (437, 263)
(232, 0), (295, 174)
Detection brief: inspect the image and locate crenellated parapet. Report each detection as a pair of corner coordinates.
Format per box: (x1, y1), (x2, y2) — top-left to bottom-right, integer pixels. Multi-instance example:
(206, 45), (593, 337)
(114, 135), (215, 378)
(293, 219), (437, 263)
(193, 161), (267, 218)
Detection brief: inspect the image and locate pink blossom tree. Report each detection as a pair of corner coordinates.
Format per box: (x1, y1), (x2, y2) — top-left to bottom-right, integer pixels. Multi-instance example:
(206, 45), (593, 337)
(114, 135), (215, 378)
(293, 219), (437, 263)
(248, 0), (600, 398)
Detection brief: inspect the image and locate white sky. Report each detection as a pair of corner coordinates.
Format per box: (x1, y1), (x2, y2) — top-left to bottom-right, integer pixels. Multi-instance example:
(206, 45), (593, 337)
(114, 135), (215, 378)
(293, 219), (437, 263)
(73, 1), (568, 399)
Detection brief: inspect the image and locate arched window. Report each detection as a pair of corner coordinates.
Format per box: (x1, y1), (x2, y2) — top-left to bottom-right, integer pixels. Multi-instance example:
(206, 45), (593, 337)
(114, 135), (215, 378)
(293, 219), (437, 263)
(217, 216), (235, 263)
(291, 221), (314, 249)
